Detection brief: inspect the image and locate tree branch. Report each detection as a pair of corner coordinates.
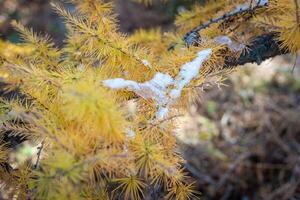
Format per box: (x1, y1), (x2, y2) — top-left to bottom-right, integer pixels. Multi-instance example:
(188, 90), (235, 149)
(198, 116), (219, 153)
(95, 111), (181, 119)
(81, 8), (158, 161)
(224, 32), (288, 67)
(183, 0), (269, 46)
(172, 2), (290, 67)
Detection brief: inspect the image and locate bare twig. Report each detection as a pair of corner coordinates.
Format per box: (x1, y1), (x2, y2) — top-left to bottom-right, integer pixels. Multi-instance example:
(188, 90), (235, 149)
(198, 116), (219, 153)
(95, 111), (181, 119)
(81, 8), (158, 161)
(294, 0), (300, 24)
(147, 114), (183, 129)
(215, 153), (251, 192)
(291, 54), (298, 74)
(265, 117), (293, 154)
(250, 0), (254, 8)
(34, 140), (45, 169)
(184, 163), (215, 185)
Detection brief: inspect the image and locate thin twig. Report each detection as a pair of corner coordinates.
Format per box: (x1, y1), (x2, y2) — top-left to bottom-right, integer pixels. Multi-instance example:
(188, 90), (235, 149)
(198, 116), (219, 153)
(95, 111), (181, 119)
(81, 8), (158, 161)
(139, 114), (183, 131)
(215, 153), (251, 192)
(291, 54), (298, 74)
(184, 163), (215, 185)
(34, 140), (45, 169)
(250, 0), (254, 8)
(294, 0), (300, 24)
(148, 114), (183, 129)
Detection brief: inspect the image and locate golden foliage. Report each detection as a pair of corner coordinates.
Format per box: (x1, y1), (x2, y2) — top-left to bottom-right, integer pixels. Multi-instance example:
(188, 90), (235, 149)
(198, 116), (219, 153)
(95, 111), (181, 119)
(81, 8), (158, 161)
(114, 176), (146, 200)
(0, 0), (298, 199)
(254, 0), (300, 52)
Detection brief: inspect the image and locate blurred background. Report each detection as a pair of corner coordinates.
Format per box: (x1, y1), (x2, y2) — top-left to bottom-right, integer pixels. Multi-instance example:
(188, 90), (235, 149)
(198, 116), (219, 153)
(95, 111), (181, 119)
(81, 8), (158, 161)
(1, 0), (300, 199)
(0, 0), (200, 44)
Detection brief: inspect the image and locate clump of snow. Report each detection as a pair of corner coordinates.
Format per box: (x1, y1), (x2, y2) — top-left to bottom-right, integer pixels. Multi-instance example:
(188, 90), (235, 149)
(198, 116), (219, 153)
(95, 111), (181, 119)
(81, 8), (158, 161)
(214, 36), (245, 52)
(171, 49), (212, 99)
(103, 72), (173, 102)
(126, 129), (136, 138)
(156, 107), (169, 120)
(103, 79), (138, 90)
(256, 0), (268, 6)
(103, 49), (212, 120)
(104, 1), (268, 120)
(142, 59), (152, 68)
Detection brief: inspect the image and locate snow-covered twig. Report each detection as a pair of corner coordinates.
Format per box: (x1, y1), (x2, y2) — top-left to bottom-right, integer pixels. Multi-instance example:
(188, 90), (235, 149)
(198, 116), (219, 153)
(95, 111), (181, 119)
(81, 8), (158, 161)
(104, 49), (212, 120)
(183, 0), (269, 46)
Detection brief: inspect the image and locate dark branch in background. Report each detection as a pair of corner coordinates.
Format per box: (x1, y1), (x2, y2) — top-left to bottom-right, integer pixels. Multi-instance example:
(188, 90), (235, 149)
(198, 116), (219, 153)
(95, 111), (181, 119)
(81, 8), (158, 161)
(169, 32), (288, 68)
(183, 0), (269, 47)
(224, 32), (288, 67)
(169, 0), (291, 66)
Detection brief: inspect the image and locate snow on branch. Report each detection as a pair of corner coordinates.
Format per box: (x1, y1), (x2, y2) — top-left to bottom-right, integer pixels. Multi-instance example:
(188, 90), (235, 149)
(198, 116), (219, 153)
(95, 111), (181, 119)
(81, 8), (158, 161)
(104, 49), (212, 120)
(183, 0), (269, 46)
(214, 36), (245, 52)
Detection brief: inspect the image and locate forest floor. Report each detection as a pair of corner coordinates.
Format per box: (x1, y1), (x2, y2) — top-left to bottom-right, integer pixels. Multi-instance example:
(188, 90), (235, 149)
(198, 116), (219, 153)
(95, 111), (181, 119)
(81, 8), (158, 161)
(177, 56), (300, 200)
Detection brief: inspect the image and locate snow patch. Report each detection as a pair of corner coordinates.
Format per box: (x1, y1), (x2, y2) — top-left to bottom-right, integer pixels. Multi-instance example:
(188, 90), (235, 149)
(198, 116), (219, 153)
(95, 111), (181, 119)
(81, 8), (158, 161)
(126, 129), (136, 138)
(214, 36), (245, 52)
(170, 49), (212, 99)
(103, 49), (212, 120)
(103, 72), (173, 103)
(142, 59), (152, 68)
